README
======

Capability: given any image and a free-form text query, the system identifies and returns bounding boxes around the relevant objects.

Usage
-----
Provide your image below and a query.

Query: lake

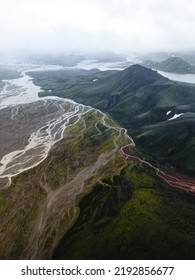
[157,70,195,84]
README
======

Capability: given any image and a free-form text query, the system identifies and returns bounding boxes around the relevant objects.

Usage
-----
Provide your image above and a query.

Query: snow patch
[166,110,171,115]
[168,113,184,120]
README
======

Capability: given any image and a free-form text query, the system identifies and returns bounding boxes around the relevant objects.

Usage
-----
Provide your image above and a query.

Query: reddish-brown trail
[121,136,195,194]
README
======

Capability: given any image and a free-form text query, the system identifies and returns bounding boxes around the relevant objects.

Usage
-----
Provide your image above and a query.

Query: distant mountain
[142,56,195,73]
[155,56,195,73]
[30,64,195,175]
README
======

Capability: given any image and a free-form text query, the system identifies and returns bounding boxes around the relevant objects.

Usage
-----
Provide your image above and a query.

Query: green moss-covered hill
[53,160,195,260]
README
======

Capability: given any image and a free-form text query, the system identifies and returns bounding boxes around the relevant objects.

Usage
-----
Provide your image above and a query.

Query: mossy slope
[53,161,195,260]
[0,110,127,259]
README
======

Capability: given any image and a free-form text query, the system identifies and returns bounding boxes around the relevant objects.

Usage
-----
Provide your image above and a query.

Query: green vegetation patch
[0,174,47,259]
[53,161,195,260]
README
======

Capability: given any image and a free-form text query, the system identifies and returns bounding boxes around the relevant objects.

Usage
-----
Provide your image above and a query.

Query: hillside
[53,161,195,260]
[29,65,195,175]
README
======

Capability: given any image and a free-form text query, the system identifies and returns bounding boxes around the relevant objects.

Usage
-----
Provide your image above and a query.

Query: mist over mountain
[1,0,195,56]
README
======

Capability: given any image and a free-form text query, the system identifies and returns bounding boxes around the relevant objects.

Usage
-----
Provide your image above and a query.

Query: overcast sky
[0,0,195,55]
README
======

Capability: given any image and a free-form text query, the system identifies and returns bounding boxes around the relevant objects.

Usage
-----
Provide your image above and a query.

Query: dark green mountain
[29,64,195,175]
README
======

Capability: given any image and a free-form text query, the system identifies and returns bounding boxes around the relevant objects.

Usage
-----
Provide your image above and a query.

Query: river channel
[0,66,92,187]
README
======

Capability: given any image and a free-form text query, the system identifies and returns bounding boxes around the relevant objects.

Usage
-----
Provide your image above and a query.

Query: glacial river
[0,61,137,188]
[0,65,92,187]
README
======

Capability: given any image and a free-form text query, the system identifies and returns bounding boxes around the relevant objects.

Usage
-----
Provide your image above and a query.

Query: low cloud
[0,0,195,55]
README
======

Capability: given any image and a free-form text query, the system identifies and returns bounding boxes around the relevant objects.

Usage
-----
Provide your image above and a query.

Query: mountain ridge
[29,64,195,175]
